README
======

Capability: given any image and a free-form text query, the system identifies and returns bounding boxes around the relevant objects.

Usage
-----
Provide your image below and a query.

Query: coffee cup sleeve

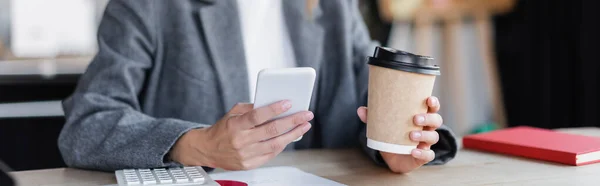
[359,125,458,167]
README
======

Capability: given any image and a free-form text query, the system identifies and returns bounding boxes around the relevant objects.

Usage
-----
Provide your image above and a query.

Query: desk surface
[11,128,600,186]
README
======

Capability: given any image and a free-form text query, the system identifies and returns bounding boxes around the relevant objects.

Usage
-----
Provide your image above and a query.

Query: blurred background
[1,0,598,171]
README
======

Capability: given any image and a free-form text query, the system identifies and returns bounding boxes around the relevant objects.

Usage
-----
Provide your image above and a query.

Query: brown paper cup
[366,47,440,154]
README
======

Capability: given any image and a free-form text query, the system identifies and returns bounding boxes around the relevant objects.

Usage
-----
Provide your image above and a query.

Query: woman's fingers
[232,123,312,170]
[357,106,368,123]
[427,96,440,113]
[247,111,313,143]
[410,130,440,145]
[251,122,312,154]
[232,100,292,129]
[413,113,443,129]
[263,122,311,151]
[411,149,435,162]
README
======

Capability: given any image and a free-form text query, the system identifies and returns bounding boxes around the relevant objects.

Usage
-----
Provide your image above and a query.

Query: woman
[58,0,457,173]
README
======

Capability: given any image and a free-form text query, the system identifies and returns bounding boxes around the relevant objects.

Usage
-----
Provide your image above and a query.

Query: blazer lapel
[198,0,249,112]
[283,0,325,70]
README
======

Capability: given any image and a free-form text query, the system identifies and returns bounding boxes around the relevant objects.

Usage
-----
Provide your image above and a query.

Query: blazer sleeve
[58,0,207,171]
[346,0,458,166]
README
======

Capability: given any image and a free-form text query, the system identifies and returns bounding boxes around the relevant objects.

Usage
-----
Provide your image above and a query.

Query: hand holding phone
[253,67,317,141]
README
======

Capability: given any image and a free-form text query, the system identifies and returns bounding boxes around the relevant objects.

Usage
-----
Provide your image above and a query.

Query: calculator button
[189,173,203,177]
[141,175,155,179]
[157,173,170,177]
[157,174,171,178]
[188,174,202,179]
[141,179,157,184]
[140,174,153,178]
[189,174,204,182]
[157,178,173,184]
[174,176,190,183]
[191,177,204,182]
[185,169,199,174]
[159,179,171,182]
[124,178,141,185]
[123,169,136,173]
[124,173,137,177]
[173,173,186,177]
[125,180,141,185]
[186,170,199,174]
[155,172,169,177]
[171,172,185,176]
[125,176,140,180]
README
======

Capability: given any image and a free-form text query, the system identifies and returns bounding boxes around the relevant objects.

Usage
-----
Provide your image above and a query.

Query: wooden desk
[11,128,600,186]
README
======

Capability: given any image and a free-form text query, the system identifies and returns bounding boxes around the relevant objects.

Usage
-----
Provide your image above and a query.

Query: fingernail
[282,101,292,110]
[303,123,312,131]
[412,150,422,157]
[429,97,437,105]
[416,115,425,124]
[411,131,422,140]
[304,112,314,120]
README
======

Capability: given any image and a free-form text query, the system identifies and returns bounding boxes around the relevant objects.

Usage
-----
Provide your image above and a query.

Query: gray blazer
[58,0,457,171]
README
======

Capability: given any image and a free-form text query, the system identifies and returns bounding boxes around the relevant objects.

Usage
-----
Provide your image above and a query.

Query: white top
[237,0,297,101]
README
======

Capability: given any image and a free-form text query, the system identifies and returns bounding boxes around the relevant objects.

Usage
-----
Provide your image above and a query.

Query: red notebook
[463,126,600,166]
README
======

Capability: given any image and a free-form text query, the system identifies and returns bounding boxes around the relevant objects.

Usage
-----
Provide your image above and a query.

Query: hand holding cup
[358,96,443,173]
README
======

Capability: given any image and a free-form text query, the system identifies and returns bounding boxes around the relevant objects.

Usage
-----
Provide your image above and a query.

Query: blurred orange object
[378,0,515,22]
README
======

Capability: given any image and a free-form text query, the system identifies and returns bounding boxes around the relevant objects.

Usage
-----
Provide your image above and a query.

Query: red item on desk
[215,180,248,186]
[463,126,600,166]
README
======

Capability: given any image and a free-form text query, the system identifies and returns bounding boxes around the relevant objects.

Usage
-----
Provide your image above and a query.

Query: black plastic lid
[367,47,440,75]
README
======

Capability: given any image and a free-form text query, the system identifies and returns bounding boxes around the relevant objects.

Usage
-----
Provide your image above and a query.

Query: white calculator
[115,166,218,186]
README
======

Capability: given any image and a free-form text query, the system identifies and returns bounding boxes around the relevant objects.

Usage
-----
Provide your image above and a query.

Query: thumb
[357,106,368,123]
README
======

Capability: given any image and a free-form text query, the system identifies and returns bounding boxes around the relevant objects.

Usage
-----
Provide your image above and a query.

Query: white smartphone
[253,67,317,142]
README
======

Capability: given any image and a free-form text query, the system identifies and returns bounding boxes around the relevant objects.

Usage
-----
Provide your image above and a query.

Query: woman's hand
[357,96,443,174]
[170,100,313,170]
